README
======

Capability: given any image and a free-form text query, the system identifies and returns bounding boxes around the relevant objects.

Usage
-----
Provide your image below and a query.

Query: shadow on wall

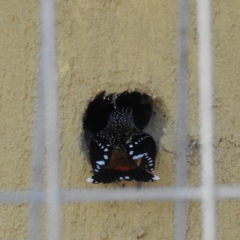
[81,91,167,163]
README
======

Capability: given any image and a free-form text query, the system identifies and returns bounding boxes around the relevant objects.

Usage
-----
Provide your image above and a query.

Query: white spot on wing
[129,144,133,148]
[125,176,130,179]
[129,151,134,155]
[104,148,108,152]
[104,155,108,160]
[133,153,145,160]
[153,175,160,180]
[86,177,94,183]
[96,160,105,165]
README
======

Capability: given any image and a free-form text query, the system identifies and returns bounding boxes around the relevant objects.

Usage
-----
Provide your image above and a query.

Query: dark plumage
[86,107,160,184]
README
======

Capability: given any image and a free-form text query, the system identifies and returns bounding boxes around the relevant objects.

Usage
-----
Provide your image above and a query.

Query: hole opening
[82,91,166,161]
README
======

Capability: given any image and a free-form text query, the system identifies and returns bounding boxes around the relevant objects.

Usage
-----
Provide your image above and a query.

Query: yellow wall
[0,0,239,239]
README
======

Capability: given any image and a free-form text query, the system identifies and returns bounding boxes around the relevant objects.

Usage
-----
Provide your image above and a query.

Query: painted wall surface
[0,0,240,239]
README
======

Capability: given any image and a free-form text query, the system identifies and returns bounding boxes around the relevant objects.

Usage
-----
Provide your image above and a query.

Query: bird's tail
[86,167,160,184]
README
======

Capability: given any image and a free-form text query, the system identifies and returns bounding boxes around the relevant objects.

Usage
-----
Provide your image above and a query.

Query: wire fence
[1,0,239,240]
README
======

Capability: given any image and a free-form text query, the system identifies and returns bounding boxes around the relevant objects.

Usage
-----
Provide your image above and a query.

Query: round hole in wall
[82,91,166,160]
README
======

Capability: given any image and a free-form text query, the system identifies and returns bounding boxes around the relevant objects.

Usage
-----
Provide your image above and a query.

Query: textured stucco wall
[0,1,38,239]
[0,0,240,239]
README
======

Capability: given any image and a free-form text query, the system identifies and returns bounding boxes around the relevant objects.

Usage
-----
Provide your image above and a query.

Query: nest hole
[82,91,166,160]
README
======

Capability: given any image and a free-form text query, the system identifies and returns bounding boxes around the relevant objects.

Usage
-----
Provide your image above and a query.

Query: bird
[86,107,160,184]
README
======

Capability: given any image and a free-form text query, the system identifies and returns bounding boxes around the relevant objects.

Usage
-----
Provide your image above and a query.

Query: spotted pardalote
[86,107,160,184]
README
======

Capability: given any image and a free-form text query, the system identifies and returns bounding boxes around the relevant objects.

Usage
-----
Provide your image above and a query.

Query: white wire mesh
[0,0,239,240]
[1,186,240,204]
[175,0,190,239]
[32,0,61,239]
[197,0,216,239]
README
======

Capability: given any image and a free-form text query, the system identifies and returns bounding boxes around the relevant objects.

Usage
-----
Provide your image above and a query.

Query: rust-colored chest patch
[107,151,141,171]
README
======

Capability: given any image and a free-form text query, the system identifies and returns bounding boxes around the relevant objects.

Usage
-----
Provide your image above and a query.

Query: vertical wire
[40,0,61,239]
[29,70,44,240]
[196,0,216,240]
[174,0,190,240]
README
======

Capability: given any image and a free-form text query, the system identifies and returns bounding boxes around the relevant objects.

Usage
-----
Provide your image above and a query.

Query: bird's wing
[90,131,113,173]
[126,131,156,172]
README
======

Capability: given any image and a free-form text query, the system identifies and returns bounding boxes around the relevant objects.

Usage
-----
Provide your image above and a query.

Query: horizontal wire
[1,186,240,204]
